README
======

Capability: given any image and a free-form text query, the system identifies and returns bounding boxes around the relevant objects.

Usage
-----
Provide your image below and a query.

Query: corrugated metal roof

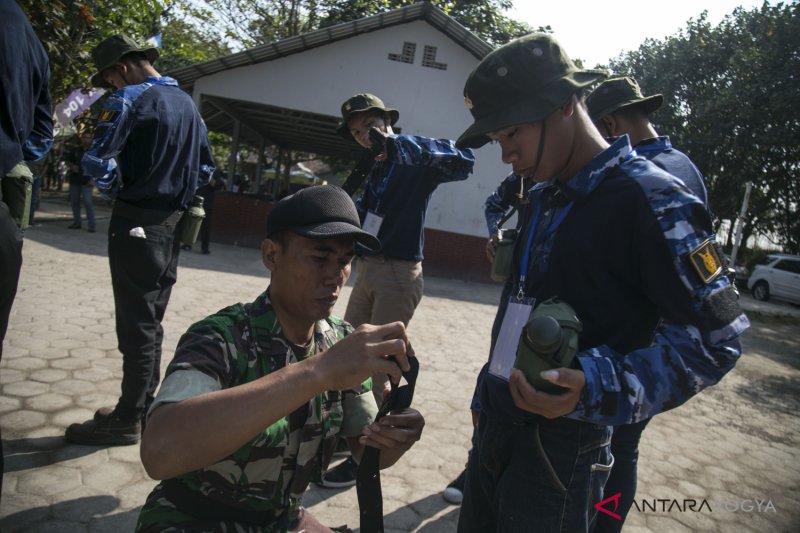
[201,94,356,158]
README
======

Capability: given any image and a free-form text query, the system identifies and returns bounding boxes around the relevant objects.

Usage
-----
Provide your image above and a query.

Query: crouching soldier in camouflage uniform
[136,185,425,532]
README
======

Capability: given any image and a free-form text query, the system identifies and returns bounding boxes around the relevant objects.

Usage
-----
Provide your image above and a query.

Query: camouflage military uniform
[135,290,376,532]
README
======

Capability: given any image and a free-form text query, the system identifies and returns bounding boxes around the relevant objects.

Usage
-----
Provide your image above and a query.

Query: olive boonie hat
[457,33,607,149]
[586,76,664,122]
[336,93,399,141]
[90,34,159,89]
[267,185,381,252]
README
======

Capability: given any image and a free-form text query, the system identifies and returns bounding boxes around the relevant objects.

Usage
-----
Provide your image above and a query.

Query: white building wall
[192,21,509,238]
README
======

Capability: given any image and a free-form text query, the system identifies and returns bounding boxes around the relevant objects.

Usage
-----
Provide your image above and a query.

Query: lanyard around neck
[517,196,574,299]
[368,162,395,215]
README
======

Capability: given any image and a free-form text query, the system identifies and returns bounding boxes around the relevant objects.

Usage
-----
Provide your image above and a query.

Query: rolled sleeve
[339,386,379,438]
[147,369,221,421]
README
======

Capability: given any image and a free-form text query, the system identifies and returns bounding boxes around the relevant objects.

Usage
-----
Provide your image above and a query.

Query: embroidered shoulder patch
[99,109,120,123]
[688,238,723,284]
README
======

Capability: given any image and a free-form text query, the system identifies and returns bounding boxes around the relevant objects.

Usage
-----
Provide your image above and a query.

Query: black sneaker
[443,469,467,504]
[65,410,141,446]
[319,456,358,488]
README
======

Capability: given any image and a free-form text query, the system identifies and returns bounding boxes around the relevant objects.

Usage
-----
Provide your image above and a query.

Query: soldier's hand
[318,322,410,391]
[290,509,335,533]
[508,367,585,419]
[360,408,424,451]
[485,234,499,264]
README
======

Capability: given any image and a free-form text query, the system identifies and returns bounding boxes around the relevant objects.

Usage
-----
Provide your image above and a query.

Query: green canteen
[491,228,517,282]
[515,297,582,394]
[178,195,205,245]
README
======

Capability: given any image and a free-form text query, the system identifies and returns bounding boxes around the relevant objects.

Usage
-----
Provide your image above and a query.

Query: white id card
[363,212,384,237]
[489,299,534,381]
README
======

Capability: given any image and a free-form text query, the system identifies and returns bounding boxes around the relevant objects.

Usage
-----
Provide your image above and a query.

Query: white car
[747,254,800,305]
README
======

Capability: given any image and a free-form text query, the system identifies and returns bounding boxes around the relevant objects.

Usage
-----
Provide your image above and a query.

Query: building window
[422,45,447,70]
[389,42,416,64]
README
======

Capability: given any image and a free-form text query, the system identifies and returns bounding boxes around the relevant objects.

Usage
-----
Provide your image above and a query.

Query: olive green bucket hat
[586,76,663,122]
[336,93,399,141]
[90,34,159,89]
[457,33,607,149]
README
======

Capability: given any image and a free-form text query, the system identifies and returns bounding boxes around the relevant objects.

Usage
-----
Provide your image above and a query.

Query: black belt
[357,356,419,533]
[162,478,292,527]
[112,200,183,226]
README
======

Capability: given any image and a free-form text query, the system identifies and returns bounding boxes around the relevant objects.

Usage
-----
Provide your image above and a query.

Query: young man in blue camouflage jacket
[454,33,748,532]
[586,75,715,532]
[322,93,474,487]
[587,76,709,209]
[65,34,216,446]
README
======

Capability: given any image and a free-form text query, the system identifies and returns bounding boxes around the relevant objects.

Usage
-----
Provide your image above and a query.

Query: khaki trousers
[344,255,423,404]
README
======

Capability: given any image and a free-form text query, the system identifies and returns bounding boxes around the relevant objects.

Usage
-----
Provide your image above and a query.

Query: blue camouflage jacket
[484,172,527,236]
[635,135,709,209]
[481,136,748,426]
[82,76,215,211]
[355,134,474,261]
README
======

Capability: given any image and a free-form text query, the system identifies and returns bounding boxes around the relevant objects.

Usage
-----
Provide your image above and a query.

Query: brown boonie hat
[336,93,399,141]
[586,77,663,122]
[457,33,607,149]
[90,34,159,89]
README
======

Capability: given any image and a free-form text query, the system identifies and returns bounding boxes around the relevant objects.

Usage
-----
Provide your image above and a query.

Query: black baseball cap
[267,185,381,251]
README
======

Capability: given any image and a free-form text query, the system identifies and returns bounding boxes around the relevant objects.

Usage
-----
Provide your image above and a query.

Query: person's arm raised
[141,322,410,480]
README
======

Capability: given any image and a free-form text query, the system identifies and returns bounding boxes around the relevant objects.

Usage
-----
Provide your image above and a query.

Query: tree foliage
[607,1,800,253]
[19,0,231,102]
[19,0,164,102]
[319,0,536,45]
[170,0,322,48]
[157,9,233,72]
[174,0,536,50]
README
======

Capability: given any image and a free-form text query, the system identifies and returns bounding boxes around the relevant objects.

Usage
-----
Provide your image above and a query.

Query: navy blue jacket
[355,134,474,261]
[82,77,215,210]
[636,136,708,209]
[0,0,53,176]
[481,136,747,426]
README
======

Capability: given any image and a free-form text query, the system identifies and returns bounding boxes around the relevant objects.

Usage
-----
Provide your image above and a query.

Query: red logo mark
[595,492,622,520]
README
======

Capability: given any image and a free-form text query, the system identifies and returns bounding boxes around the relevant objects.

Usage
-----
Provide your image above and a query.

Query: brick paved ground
[1,193,798,532]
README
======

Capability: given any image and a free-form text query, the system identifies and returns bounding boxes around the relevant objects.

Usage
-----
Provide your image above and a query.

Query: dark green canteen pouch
[177,195,205,245]
[1,162,34,230]
[491,227,518,282]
